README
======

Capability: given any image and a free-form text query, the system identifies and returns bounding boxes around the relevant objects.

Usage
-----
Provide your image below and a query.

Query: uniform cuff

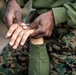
[29,43,49,59]
[52,7,68,25]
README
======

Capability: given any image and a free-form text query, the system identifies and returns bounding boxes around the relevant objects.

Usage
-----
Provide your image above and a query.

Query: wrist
[30,38,44,45]
[5,0,17,5]
[5,0,24,7]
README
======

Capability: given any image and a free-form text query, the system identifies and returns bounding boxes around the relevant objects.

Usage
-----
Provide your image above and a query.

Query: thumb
[3,14,13,29]
[29,28,42,38]
[30,17,40,29]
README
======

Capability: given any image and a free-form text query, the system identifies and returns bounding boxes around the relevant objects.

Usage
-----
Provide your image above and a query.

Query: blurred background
[0,0,32,52]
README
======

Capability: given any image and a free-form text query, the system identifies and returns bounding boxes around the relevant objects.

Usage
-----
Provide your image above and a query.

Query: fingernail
[21,42,24,45]
[7,33,10,36]
[21,23,26,26]
[13,46,17,49]
[9,42,13,46]
[23,26,27,29]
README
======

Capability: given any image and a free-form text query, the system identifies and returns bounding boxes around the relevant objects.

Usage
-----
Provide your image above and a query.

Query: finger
[4,12,14,26]
[15,11,22,24]
[20,23,26,26]
[29,28,43,38]
[6,15,13,27]
[30,22,39,29]
[13,31,24,49]
[30,17,40,29]
[35,29,53,38]
[23,24,30,29]
[19,23,30,29]
[6,24,18,38]
[9,27,22,46]
[3,15,13,29]
[20,23,29,29]
[20,32,30,46]
[20,30,34,46]
[34,31,52,38]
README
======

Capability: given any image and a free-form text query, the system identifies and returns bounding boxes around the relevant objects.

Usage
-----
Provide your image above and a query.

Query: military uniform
[0,0,76,75]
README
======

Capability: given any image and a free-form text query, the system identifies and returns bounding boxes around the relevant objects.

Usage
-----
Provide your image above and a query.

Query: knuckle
[45,33,49,37]
[41,29,46,33]
[9,28,13,32]
[18,32,23,38]
[16,29,21,33]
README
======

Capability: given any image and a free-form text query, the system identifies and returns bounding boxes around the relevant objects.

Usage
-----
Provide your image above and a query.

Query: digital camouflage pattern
[0,26,76,75]
[0,41,29,75]
[46,27,76,75]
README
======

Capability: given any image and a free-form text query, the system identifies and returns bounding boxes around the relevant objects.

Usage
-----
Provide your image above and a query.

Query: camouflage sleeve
[52,0,76,27]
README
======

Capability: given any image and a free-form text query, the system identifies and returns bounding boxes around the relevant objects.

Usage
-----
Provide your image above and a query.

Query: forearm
[5,0,28,8]
[29,37,50,75]
[52,1,76,27]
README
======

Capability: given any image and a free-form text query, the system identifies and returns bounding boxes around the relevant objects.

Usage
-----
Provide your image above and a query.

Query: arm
[52,0,76,27]
[5,0,28,8]
[29,37,50,75]
[6,24,50,75]
[29,1,76,38]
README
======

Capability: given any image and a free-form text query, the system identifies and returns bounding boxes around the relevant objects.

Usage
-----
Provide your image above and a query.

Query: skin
[6,11,55,47]
[3,0,22,28]
[29,11,55,38]
[30,38,44,45]
[5,0,55,48]
[4,0,54,37]
[6,23,44,49]
[6,23,35,49]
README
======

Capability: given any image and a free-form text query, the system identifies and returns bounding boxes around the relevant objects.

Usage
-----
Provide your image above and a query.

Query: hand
[29,11,55,38]
[6,23,35,49]
[3,0,22,28]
